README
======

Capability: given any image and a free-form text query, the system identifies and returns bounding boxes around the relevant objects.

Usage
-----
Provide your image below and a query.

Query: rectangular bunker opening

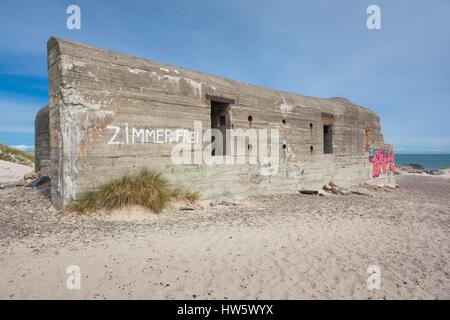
[210,99,231,156]
[323,124,333,154]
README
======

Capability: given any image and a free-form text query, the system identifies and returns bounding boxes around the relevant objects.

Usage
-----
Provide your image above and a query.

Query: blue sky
[0,0,449,153]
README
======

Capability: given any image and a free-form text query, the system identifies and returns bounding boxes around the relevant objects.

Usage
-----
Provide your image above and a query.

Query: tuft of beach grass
[67,169,199,214]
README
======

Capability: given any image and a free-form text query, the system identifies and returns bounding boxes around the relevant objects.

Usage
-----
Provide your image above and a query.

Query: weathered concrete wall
[46,37,392,210]
[34,106,50,172]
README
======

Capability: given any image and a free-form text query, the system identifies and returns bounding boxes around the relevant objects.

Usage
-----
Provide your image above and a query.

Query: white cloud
[11,145,34,151]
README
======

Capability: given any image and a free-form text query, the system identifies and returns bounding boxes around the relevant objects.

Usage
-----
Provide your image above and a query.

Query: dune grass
[0,143,35,167]
[67,169,199,214]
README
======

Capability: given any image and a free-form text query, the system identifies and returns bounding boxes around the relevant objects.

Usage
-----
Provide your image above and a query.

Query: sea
[395,154,450,169]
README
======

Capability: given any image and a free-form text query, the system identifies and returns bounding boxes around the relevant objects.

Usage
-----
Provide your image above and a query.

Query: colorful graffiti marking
[369,147,397,178]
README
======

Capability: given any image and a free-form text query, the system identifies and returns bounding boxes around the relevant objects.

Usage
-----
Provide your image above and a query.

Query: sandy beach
[0,160,33,184]
[0,174,449,299]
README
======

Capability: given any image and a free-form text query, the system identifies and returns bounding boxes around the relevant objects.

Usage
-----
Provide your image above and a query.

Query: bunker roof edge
[47,36,378,117]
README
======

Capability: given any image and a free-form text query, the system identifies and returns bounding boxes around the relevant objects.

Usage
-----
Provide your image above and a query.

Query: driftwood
[180,207,195,211]
[299,190,319,195]
[349,190,371,196]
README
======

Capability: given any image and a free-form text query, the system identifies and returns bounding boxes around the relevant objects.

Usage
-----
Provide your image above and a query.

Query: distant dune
[0,144,35,167]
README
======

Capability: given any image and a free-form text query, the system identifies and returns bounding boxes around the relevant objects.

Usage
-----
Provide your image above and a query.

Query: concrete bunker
[36,37,395,210]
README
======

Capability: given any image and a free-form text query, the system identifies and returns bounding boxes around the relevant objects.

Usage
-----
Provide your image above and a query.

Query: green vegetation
[68,169,199,214]
[0,143,35,167]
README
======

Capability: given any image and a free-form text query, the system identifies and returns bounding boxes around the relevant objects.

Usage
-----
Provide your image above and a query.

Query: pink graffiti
[369,148,397,178]
[388,150,397,173]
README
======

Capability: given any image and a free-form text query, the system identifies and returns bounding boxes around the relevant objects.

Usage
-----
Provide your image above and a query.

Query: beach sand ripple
[0,175,449,299]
